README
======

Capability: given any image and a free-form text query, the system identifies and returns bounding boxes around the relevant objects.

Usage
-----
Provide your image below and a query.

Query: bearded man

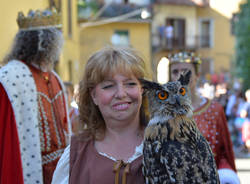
[0,9,71,184]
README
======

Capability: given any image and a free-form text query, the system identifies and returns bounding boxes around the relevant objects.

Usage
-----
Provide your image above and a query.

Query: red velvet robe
[0,64,69,184]
[193,98,236,172]
[0,84,24,184]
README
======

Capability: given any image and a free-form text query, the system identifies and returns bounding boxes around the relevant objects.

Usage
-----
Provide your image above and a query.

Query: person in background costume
[52,46,149,184]
[64,81,79,134]
[169,52,240,184]
[241,89,250,152]
[165,22,174,49]
[0,9,71,184]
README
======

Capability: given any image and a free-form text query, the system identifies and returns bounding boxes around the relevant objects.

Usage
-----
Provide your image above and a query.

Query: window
[199,19,213,48]
[111,30,129,46]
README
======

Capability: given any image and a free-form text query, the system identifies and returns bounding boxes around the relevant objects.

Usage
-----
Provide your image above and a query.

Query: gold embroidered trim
[193,99,211,116]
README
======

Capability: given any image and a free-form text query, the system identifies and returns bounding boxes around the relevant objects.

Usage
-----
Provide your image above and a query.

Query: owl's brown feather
[140,72,219,184]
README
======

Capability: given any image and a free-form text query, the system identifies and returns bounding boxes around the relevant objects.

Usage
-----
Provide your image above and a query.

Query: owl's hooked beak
[175,96,180,106]
[169,95,180,106]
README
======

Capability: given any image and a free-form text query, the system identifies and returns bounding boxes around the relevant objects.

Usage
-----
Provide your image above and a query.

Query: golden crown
[168,52,202,65]
[17,8,61,30]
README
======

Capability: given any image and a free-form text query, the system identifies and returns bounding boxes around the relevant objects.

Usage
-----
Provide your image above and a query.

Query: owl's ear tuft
[178,70,191,85]
[139,78,162,91]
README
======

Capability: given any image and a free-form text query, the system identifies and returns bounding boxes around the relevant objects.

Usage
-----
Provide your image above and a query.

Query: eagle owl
[140,71,219,184]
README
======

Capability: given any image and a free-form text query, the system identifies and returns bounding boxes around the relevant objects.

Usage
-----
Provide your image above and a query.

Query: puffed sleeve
[218,168,240,184]
[51,145,70,184]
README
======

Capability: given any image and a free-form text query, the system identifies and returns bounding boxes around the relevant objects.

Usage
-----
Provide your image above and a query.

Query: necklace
[42,73,50,84]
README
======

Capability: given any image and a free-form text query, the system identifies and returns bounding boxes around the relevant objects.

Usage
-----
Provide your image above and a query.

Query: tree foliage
[77,0,100,19]
[235,0,250,91]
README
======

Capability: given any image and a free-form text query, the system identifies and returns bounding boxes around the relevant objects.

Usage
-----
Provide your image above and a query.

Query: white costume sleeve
[218,168,240,184]
[51,145,70,184]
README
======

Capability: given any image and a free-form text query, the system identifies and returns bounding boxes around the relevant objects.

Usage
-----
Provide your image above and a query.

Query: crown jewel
[168,52,202,65]
[17,8,61,30]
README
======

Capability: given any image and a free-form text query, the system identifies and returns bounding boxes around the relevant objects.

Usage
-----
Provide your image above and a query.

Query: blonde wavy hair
[77,46,148,140]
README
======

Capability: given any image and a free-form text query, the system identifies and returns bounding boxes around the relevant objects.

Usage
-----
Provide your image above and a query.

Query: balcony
[152,33,212,52]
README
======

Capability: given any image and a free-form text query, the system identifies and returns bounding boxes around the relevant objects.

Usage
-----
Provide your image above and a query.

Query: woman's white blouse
[51,143,143,184]
[51,145,70,184]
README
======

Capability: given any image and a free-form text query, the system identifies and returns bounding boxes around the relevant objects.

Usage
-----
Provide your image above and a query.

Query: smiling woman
[78,46,147,140]
[52,46,149,184]
[91,74,143,124]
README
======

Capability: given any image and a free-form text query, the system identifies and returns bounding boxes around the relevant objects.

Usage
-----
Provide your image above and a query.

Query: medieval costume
[0,9,71,184]
[0,60,71,184]
[52,135,144,184]
[194,97,236,171]
[194,97,239,184]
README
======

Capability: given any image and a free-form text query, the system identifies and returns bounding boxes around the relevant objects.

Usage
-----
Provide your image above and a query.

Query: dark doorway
[166,18,185,49]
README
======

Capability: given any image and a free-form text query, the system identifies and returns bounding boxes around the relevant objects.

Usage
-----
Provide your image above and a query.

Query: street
[236,158,250,184]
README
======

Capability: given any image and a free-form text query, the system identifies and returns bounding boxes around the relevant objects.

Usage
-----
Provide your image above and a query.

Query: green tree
[78,0,100,19]
[235,0,250,91]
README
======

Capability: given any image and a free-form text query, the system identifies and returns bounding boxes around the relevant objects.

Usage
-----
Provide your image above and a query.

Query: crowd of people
[225,88,250,154]
[1,7,250,184]
[199,78,250,157]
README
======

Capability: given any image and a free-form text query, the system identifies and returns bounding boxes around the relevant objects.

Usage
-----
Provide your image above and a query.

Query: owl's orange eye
[157,91,168,100]
[179,87,186,96]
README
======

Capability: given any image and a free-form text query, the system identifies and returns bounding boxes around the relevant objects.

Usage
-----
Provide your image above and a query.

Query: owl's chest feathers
[144,115,198,143]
